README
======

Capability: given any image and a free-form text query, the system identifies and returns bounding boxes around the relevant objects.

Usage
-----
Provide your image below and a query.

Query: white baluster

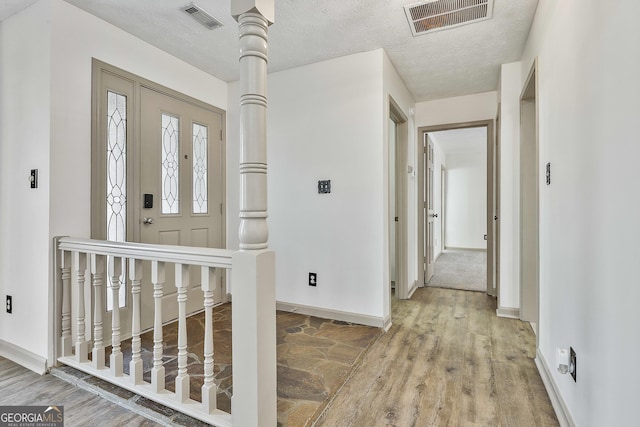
[201,266,218,413]
[129,258,143,385]
[60,250,72,357]
[109,256,123,377]
[175,263,190,403]
[90,254,106,369]
[73,251,88,363]
[151,260,165,393]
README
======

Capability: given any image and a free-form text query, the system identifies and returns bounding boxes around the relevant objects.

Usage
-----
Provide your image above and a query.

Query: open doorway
[418,120,497,296]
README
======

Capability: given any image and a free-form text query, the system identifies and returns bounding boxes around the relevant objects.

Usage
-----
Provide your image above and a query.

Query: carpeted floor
[427,249,487,292]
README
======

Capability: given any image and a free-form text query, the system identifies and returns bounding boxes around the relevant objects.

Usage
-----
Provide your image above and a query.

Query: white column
[231,2,276,425]
[233,1,273,251]
[231,251,276,426]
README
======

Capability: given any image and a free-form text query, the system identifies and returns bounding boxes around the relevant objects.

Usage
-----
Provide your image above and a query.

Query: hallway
[316,287,558,426]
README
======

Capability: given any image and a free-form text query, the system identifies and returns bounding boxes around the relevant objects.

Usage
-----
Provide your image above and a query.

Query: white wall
[49,0,227,241]
[498,62,521,310]
[443,150,487,249]
[415,92,496,278]
[383,50,416,307]
[0,0,52,360]
[228,49,414,325]
[415,91,497,127]
[513,0,640,424]
[229,50,386,323]
[0,0,228,366]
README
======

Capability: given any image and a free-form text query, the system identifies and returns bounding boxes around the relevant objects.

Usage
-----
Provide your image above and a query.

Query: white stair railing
[55,236,233,427]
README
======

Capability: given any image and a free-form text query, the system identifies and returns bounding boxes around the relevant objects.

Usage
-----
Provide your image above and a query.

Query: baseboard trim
[535,348,575,427]
[0,339,47,375]
[382,315,392,332]
[496,306,520,319]
[443,246,487,252]
[276,301,385,328]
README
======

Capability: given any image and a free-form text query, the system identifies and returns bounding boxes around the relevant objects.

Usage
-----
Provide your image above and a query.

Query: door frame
[90,60,228,335]
[495,104,502,304]
[519,58,540,329]
[417,120,496,296]
[389,97,410,299]
[440,165,446,253]
[91,59,226,246]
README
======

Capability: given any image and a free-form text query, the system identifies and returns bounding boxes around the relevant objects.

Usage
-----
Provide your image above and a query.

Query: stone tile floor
[64,304,381,426]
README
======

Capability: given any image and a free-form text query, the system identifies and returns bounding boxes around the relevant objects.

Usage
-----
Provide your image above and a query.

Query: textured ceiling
[1,0,539,102]
[430,127,487,154]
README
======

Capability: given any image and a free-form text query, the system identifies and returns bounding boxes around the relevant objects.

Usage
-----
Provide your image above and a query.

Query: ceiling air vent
[182,2,223,30]
[404,0,494,36]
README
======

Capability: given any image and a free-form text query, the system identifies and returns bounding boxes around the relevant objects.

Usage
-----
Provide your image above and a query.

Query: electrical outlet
[570,347,577,382]
[6,295,12,314]
[309,273,317,287]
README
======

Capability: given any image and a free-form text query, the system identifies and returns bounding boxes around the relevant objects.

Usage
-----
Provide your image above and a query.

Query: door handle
[143,217,154,225]
[433,213,438,218]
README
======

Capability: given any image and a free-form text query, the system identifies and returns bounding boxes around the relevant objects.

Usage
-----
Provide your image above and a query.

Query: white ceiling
[429,127,486,154]
[0,0,539,102]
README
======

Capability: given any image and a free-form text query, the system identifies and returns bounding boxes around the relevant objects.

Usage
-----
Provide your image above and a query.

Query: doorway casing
[417,120,498,297]
[389,97,411,300]
[519,58,540,331]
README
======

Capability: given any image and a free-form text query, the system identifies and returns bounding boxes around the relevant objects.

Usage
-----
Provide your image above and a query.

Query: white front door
[139,87,225,330]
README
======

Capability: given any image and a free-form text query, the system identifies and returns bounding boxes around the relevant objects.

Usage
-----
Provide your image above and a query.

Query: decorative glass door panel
[192,123,208,214]
[106,90,127,310]
[139,87,223,330]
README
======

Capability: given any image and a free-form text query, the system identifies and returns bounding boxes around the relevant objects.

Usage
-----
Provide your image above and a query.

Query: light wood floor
[315,287,559,426]
[1,287,558,427]
[0,357,156,426]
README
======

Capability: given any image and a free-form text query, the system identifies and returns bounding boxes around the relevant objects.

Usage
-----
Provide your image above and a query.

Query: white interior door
[139,87,224,329]
[424,135,435,283]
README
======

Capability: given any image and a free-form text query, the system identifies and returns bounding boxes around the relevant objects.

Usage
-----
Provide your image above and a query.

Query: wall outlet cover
[309,273,317,286]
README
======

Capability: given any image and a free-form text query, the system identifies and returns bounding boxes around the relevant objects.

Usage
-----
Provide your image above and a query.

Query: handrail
[57,237,233,268]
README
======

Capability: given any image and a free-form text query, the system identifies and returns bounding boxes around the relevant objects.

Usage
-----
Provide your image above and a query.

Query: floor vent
[182,2,223,30]
[404,0,494,36]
